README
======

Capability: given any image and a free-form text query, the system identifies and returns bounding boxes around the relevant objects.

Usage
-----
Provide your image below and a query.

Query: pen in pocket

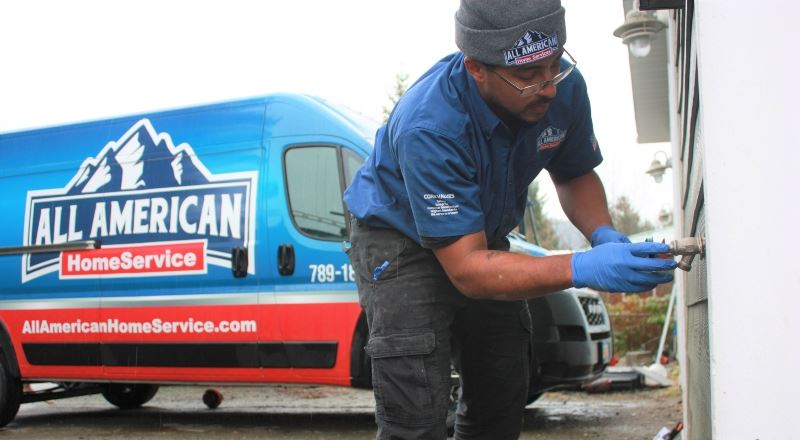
[372,260,390,281]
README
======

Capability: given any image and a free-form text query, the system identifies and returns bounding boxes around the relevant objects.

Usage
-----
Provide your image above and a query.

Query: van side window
[284,146,348,240]
[342,148,364,188]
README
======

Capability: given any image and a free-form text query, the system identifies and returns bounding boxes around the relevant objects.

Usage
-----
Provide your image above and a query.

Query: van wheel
[350,317,372,389]
[102,384,159,409]
[0,360,22,427]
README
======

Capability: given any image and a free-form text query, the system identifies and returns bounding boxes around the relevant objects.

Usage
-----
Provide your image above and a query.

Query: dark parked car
[508,232,613,403]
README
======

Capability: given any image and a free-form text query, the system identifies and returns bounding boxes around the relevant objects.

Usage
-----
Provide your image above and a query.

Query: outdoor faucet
[667,236,705,271]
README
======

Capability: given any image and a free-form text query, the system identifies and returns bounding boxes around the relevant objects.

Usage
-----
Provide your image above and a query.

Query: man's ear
[464,57,489,84]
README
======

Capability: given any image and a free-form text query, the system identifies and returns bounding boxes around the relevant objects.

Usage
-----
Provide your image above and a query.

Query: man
[343,0,677,438]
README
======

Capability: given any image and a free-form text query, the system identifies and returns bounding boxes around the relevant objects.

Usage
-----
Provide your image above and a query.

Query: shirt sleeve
[545,71,603,179]
[394,127,485,240]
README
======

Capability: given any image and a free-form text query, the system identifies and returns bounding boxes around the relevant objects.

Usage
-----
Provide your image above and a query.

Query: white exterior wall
[693,2,800,438]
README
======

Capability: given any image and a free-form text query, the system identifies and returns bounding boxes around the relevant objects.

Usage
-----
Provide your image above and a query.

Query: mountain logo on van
[22,119,258,283]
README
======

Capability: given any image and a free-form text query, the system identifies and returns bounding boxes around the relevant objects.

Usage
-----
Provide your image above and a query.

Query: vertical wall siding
[672,0,711,438]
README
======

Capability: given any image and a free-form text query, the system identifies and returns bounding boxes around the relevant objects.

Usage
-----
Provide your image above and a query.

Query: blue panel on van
[0,94,376,301]
[0,100,269,298]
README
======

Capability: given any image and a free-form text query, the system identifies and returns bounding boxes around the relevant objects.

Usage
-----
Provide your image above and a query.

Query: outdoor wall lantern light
[646,150,672,183]
[613,0,666,58]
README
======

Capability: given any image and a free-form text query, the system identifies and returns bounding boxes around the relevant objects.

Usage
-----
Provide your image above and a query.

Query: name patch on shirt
[424,193,459,217]
[537,126,567,151]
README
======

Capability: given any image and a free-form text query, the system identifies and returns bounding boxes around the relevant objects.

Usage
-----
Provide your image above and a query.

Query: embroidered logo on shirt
[504,30,559,66]
[424,193,459,217]
[537,126,567,151]
[590,133,599,151]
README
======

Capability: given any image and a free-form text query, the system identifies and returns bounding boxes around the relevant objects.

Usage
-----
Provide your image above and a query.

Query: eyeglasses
[490,49,577,97]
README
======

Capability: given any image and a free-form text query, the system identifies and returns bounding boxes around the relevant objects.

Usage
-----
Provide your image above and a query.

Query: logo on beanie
[505,31,559,66]
[537,126,566,151]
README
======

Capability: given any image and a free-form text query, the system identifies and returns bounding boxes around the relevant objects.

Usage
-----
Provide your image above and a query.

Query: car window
[342,148,364,189]
[284,146,347,240]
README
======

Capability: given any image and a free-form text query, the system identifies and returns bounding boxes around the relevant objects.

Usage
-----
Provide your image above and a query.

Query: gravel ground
[6,373,682,439]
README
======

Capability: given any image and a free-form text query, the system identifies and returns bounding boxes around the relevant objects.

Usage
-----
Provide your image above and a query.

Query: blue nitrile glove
[572,242,678,293]
[591,225,631,247]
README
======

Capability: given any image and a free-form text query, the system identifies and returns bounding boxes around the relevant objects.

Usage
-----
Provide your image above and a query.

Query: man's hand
[591,225,630,247]
[572,242,677,293]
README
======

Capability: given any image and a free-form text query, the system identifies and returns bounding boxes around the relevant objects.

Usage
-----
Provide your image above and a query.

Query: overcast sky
[0,0,673,225]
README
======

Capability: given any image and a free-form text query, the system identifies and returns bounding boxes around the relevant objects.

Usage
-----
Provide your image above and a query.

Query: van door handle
[277,243,295,276]
[231,247,248,278]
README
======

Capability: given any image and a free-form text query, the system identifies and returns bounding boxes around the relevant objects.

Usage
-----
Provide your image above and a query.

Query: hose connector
[668,236,705,271]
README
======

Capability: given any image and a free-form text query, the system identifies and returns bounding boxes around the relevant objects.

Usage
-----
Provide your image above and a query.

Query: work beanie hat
[455,0,566,66]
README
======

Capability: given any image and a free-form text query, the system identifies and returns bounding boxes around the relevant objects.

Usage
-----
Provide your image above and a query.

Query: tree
[521,181,560,249]
[609,195,655,236]
[382,72,409,122]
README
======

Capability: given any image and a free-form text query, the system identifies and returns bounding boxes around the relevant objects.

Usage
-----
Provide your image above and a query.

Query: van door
[264,139,364,384]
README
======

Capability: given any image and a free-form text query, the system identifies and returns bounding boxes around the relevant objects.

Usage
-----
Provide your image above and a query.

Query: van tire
[350,316,372,389]
[102,384,159,409]
[0,359,22,427]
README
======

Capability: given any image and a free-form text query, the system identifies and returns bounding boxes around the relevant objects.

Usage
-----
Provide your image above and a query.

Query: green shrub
[605,294,672,357]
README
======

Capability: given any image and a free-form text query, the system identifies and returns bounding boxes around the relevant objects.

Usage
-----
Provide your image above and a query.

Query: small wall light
[613,0,666,58]
[646,150,672,183]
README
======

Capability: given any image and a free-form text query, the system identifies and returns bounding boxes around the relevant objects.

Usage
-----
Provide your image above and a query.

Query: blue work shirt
[344,52,602,247]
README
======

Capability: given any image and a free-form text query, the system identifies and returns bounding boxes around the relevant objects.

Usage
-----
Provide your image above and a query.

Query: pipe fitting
[668,236,705,271]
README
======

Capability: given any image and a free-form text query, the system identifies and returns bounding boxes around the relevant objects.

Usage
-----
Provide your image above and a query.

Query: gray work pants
[348,219,531,440]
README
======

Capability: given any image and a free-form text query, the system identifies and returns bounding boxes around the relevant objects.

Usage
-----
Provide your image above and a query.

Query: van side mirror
[231,247,248,278]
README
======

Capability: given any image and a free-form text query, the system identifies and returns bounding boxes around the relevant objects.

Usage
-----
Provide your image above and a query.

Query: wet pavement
[4,383,682,439]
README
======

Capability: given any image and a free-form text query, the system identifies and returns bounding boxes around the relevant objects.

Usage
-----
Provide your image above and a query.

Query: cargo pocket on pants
[365,332,437,424]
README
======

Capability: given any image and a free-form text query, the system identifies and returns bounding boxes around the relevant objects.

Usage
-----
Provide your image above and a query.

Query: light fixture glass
[613,2,666,58]
[628,36,652,57]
